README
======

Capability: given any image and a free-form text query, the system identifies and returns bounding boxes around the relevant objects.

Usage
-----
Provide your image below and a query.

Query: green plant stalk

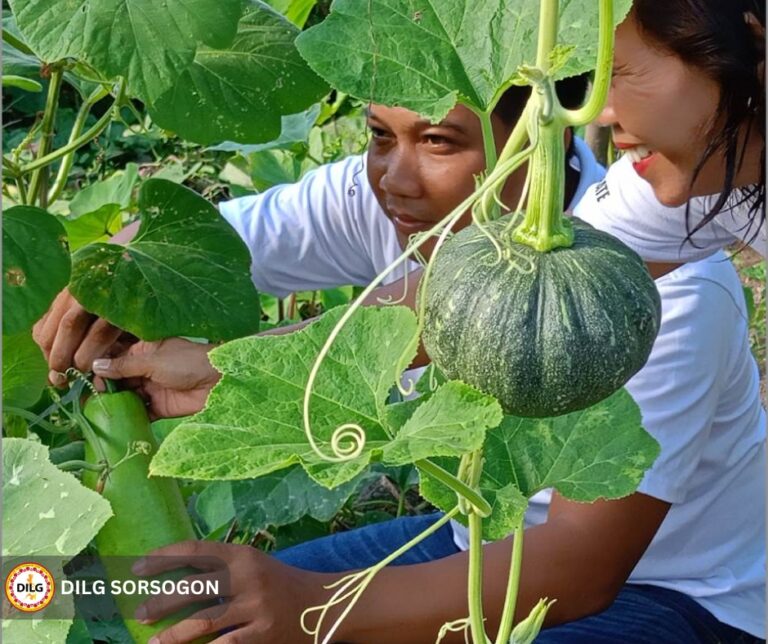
[56,459,106,472]
[417,458,491,517]
[510,0,574,252]
[494,518,526,644]
[566,0,614,127]
[3,406,70,434]
[477,109,500,221]
[21,79,126,177]
[27,67,64,207]
[48,85,110,203]
[468,510,489,644]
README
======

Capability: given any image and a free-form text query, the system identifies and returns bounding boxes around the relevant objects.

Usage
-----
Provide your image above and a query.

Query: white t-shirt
[574,155,766,261]
[220,143,765,636]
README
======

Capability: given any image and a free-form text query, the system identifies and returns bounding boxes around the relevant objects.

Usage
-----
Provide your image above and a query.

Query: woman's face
[598,14,726,206]
[366,104,526,257]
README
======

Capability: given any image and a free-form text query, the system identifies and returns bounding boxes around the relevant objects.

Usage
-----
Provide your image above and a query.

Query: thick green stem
[536,0,560,71]
[512,113,572,251]
[566,0,614,126]
[48,86,110,203]
[468,509,489,643]
[21,79,125,177]
[511,0,574,252]
[27,67,64,207]
[56,459,106,473]
[417,458,491,517]
[494,518,526,644]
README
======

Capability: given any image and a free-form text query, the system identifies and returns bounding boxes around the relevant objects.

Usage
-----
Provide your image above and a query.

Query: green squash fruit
[83,391,211,643]
[421,217,661,418]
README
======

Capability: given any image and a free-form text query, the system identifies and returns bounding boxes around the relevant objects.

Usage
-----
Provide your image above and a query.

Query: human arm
[133,491,669,643]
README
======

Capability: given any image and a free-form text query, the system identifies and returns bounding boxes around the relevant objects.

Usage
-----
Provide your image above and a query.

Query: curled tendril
[436,618,473,644]
[395,374,416,398]
[376,260,411,305]
[64,367,98,396]
[427,363,439,392]
[329,423,366,460]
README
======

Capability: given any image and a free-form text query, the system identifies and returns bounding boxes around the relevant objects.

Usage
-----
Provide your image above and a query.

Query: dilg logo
[5,562,55,612]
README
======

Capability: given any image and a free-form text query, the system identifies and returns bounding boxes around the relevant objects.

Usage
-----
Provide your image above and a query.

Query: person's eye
[423,134,453,147]
[368,125,390,139]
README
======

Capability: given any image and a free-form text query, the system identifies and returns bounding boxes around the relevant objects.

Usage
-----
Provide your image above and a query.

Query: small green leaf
[151,306,419,487]
[58,204,123,252]
[3,206,70,336]
[264,0,318,27]
[69,179,261,341]
[150,4,328,145]
[68,164,139,217]
[382,381,502,465]
[2,332,47,409]
[9,0,243,103]
[231,465,365,532]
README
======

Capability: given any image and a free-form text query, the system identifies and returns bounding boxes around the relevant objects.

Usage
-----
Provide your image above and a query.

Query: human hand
[33,288,129,386]
[91,339,221,418]
[133,540,328,644]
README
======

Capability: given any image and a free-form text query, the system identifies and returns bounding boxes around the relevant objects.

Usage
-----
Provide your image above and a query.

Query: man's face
[366,104,526,258]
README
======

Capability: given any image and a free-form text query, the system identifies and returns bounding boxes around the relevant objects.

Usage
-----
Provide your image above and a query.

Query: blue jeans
[275,513,763,644]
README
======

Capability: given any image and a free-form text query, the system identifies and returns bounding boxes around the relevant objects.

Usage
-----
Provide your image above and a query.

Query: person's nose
[379,147,423,199]
[595,88,618,128]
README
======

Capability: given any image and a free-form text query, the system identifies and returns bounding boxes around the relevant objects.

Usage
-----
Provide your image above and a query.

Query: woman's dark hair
[633,0,765,246]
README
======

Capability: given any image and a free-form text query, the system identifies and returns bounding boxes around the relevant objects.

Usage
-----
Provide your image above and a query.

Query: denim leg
[273,512,459,573]
[535,584,764,644]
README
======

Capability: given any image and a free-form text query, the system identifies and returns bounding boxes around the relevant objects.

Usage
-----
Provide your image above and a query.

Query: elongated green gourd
[421,218,661,418]
[82,391,210,643]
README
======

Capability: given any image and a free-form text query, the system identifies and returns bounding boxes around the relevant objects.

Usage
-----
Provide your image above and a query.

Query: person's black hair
[493,72,590,127]
[633,0,765,246]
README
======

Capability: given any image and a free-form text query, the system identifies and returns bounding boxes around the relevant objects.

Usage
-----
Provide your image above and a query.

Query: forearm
[331,516,615,644]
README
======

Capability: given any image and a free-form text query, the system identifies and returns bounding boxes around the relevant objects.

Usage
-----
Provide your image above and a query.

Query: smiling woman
[575,0,766,263]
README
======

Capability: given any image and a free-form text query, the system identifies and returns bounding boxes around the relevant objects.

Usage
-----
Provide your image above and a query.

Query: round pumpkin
[421,217,661,418]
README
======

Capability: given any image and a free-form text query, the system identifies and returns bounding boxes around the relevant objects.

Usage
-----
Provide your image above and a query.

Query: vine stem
[566,0,614,126]
[493,518,525,644]
[20,78,126,177]
[465,448,490,644]
[27,66,64,207]
[417,458,491,517]
[536,0,560,71]
[47,85,111,203]
[302,507,461,644]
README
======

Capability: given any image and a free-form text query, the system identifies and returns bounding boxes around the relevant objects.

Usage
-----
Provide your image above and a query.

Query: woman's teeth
[625,145,654,163]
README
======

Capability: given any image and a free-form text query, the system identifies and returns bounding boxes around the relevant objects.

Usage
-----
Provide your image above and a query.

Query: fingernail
[148,637,160,644]
[49,370,64,386]
[131,558,147,574]
[92,358,111,373]
[135,606,147,622]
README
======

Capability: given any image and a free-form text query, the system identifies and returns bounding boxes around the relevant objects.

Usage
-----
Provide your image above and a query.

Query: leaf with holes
[3,206,70,336]
[69,179,261,341]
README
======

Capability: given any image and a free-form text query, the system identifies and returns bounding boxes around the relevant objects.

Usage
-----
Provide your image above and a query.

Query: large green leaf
[69,179,261,341]
[150,3,329,145]
[8,0,243,103]
[2,438,113,556]
[420,389,660,539]
[3,206,70,336]
[296,0,632,120]
[2,439,112,641]
[151,306,499,489]
[2,332,48,409]
[150,306,419,487]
